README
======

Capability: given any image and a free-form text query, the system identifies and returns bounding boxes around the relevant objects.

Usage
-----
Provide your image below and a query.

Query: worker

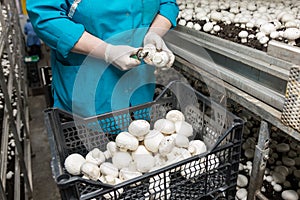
[26,1,179,117]
[24,18,42,58]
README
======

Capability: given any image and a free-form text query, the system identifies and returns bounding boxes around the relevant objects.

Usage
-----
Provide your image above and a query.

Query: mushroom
[152,51,170,68]
[85,148,105,166]
[144,129,164,153]
[119,168,143,182]
[128,119,150,141]
[188,140,207,156]
[172,133,189,148]
[103,141,118,159]
[174,121,193,137]
[154,119,175,135]
[132,145,155,173]
[165,110,185,122]
[281,190,299,200]
[64,153,86,175]
[100,162,119,178]
[260,23,276,35]
[80,162,101,181]
[112,151,133,169]
[283,28,300,45]
[238,31,249,43]
[158,136,175,156]
[102,176,124,199]
[115,131,139,151]
[203,22,214,32]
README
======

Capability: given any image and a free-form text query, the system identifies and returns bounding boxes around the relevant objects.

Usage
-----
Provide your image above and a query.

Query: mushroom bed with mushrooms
[176,0,300,51]
[63,109,219,198]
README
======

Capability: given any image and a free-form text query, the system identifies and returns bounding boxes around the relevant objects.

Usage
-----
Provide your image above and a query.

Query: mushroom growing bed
[176,0,300,51]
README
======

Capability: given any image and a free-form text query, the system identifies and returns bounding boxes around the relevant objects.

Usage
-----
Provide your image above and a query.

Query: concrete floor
[28,45,61,199]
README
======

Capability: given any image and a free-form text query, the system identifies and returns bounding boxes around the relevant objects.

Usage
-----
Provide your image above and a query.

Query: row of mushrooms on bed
[64,109,219,199]
[177,0,300,47]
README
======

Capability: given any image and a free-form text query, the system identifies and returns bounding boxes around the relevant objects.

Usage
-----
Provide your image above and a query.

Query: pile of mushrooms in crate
[177,0,300,51]
[64,110,218,198]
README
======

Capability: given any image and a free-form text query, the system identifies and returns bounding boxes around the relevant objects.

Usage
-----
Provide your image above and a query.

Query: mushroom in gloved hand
[64,153,86,175]
[85,148,105,166]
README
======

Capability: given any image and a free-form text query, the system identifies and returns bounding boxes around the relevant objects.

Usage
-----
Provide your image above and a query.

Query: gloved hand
[143,31,175,68]
[104,44,141,70]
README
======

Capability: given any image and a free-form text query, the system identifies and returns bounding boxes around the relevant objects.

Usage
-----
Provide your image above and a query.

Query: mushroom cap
[144,130,165,153]
[175,121,193,137]
[85,148,105,166]
[283,28,300,40]
[128,120,150,137]
[158,136,175,156]
[135,154,155,173]
[238,30,249,38]
[119,168,142,181]
[173,134,189,148]
[166,110,185,122]
[132,145,152,161]
[260,23,276,35]
[112,151,133,170]
[154,119,176,134]
[152,51,169,68]
[188,140,207,155]
[100,162,119,178]
[115,131,139,151]
[80,162,101,181]
[64,153,86,175]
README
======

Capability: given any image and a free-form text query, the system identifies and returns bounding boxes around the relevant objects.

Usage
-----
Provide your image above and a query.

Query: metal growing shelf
[164,25,300,199]
[0,1,32,200]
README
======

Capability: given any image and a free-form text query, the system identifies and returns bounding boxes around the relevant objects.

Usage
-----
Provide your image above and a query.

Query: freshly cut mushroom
[100,162,119,178]
[128,119,150,141]
[188,140,207,156]
[115,131,139,152]
[104,141,118,159]
[64,153,86,175]
[144,130,164,153]
[112,151,133,170]
[80,162,101,181]
[165,110,185,122]
[85,148,105,166]
[154,119,176,135]
[175,121,193,137]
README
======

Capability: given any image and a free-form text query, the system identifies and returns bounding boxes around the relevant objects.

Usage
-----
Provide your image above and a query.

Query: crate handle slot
[56,174,113,189]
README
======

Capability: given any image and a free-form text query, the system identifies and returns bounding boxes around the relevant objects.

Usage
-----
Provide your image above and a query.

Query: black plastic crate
[44,81,244,200]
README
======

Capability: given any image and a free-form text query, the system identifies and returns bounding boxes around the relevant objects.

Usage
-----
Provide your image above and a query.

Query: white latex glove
[104,44,141,71]
[143,31,175,68]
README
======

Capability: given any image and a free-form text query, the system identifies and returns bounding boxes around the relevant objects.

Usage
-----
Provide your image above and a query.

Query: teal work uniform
[26,0,179,117]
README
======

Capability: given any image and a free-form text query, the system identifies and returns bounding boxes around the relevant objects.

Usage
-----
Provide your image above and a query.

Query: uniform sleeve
[26,0,85,58]
[159,0,179,28]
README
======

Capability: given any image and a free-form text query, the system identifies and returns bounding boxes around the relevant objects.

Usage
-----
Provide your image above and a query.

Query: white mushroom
[132,145,155,173]
[115,131,139,151]
[172,133,189,148]
[102,177,124,199]
[158,136,175,156]
[188,140,207,156]
[154,119,175,135]
[260,23,276,35]
[165,110,185,122]
[80,162,101,181]
[144,129,164,153]
[100,162,119,178]
[152,51,170,68]
[119,168,143,182]
[103,141,118,159]
[283,28,300,45]
[281,190,299,200]
[238,31,249,43]
[174,121,193,137]
[128,119,150,141]
[203,22,214,32]
[85,148,105,166]
[112,151,133,170]
[64,153,86,175]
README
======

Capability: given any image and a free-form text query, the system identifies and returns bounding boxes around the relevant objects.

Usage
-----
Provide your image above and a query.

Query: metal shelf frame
[0,1,32,199]
[165,26,299,200]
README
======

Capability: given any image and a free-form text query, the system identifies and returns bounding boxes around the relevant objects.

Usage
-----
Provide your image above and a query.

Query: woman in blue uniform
[26,0,179,117]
